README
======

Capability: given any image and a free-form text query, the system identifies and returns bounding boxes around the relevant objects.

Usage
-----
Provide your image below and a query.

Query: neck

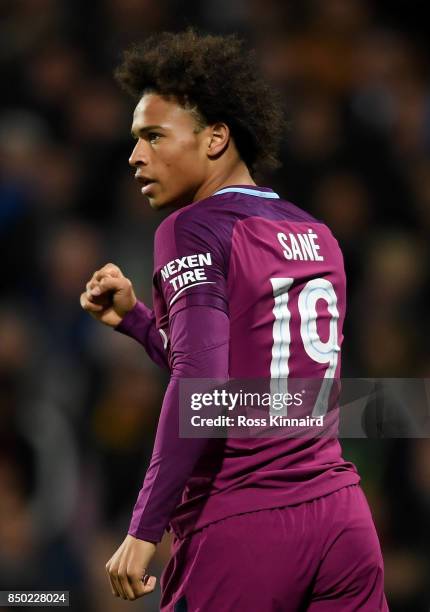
[192,161,256,203]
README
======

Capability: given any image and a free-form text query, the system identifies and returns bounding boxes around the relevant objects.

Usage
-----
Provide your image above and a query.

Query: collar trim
[213,186,280,199]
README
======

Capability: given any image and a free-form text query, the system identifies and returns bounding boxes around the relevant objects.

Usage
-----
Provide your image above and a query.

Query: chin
[148,195,171,210]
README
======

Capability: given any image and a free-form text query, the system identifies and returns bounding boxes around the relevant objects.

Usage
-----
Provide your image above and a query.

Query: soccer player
[80,30,388,611]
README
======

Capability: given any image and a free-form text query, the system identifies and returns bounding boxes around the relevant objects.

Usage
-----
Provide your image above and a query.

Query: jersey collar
[213,185,280,199]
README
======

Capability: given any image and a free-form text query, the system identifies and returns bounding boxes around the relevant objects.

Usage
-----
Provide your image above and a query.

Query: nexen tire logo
[160,253,216,305]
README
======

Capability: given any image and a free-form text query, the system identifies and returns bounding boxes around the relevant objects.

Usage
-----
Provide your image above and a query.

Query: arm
[128,303,229,542]
[104,303,228,600]
[104,210,230,599]
[115,300,169,370]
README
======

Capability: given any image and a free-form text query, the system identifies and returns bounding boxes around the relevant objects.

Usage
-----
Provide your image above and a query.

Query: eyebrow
[130,124,165,138]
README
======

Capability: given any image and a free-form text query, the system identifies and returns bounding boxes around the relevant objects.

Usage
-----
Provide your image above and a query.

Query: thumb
[97,275,132,294]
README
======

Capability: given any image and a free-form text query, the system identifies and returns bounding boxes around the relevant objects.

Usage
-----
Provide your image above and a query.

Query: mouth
[135,175,157,196]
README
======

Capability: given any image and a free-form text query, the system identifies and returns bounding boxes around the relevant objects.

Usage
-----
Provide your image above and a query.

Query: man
[80,30,388,611]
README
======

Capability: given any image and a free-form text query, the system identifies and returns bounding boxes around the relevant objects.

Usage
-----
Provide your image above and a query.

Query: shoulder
[155,194,238,255]
[154,187,329,254]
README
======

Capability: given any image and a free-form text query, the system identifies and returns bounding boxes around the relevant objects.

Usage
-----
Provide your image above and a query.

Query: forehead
[131,93,196,131]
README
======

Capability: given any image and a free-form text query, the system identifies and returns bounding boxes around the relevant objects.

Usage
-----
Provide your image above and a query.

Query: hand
[80,263,137,327]
[105,534,157,600]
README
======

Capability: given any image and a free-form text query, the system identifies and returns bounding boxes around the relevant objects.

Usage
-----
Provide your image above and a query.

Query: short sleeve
[157,213,229,319]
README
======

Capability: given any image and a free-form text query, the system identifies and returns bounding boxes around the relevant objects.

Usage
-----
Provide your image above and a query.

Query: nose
[128,139,148,168]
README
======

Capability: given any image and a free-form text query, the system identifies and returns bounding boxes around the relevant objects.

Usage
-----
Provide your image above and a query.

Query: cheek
[164,143,203,179]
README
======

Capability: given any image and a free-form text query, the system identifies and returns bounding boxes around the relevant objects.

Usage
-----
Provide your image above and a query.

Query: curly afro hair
[115,29,286,175]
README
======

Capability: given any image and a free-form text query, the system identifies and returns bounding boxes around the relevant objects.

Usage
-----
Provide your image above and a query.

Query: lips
[135,174,154,184]
[135,174,156,196]
[140,182,156,196]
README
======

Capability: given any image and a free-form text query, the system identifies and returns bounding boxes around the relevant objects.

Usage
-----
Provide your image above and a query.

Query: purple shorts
[160,484,389,611]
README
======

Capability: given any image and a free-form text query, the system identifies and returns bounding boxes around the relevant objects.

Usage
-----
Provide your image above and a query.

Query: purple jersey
[118,184,359,541]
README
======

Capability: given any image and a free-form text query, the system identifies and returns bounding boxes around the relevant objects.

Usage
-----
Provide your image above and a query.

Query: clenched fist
[80,263,137,327]
[105,535,157,601]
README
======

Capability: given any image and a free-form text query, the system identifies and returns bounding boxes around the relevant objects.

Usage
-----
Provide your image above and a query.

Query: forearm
[115,300,169,370]
[128,306,229,542]
[128,375,209,542]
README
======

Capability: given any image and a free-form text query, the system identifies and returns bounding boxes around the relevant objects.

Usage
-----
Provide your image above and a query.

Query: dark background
[1,1,429,610]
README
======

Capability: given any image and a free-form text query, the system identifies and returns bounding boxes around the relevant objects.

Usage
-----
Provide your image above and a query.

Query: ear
[207,122,230,159]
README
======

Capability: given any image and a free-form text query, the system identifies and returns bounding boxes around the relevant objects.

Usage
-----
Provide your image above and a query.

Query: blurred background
[0,0,429,610]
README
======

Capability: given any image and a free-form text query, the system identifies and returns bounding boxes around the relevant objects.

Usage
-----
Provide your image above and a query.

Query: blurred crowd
[0,1,429,610]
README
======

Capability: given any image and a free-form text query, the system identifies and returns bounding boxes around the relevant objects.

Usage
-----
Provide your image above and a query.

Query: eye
[148,132,161,144]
